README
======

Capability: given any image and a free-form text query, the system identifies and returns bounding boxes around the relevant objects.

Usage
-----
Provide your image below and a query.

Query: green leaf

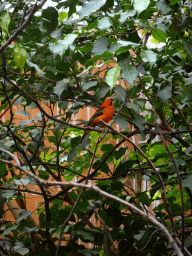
[111,180,123,191]
[15,210,31,224]
[99,210,115,228]
[0,12,10,34]
[26,60,45,76]
[183,88,192,100]
[15,110,30,117]
[134,114,146,131]
[182,173,192,193]
[92,37,108,55]
[49,34,78,58]
[101,144,114,153]
[120,9,136,23]
[119,62,139,86]
[113,160,134,176]
[169,0,181,6]
[185,236,192,248]
[184,146,192,156]
[183,39,192,58]
[158,86,172,103]
[113,148,127,160]
[127,102,139,113]
[1,190,15,198]
[152,28,167,43]
[2,225,18,236]
[14,46,27,73]
[76,230,94,242]
[150,37,160,44]
[59,11,68,21]
[105,66,120,89]
[117,39,140,48]
[82,249,99,255]
[156,0,171,14]
[96,86,110,98]
[79,0,106,20]
[114,85,126,102]
[133,0,150,14]
[14,177,32,186]
[42,7,58,31]
[140,50,157,64]
[115,116,129,130]
[14,247,29,256]
[67,145,80,163]
[50,28,62,39]
[134,230,145,240]
[82,190,100,200]
[82,81,97,91]
[98,17,112,30]
[138,192,151,207]
[54,79,69,98]
[0,162,6,178]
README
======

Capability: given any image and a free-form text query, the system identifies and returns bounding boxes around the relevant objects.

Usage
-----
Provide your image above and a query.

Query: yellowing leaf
[14,46,27,73]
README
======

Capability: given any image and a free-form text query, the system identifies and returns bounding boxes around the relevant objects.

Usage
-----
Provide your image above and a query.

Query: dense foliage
[0,0,192,255]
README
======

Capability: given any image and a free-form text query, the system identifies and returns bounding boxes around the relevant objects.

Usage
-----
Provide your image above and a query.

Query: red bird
[80,98,114,143]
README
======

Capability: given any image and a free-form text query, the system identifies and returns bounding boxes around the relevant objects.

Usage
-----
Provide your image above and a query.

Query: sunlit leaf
[106,66,120,89]
[79,0,106,19]
[0,12,10,34]
[98,17,112,30]
[49,34,78,57]
[120,9,136,23]
[140,50,157,64]
[133,0,150,14]
[152,28,167,43]
[59,11,68,21]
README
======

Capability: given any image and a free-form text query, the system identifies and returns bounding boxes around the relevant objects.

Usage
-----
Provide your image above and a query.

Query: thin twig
[18,4,28,27]
[55,189,84,256]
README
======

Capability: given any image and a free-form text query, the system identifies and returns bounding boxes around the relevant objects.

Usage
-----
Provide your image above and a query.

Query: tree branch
[0,0,47,53]
[0,147,183,256]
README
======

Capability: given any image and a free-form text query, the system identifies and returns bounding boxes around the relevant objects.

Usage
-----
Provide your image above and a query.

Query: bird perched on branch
[80,97,114,145]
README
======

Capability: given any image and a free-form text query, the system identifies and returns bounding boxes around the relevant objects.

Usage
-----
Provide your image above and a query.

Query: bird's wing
[87,110,104,126]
